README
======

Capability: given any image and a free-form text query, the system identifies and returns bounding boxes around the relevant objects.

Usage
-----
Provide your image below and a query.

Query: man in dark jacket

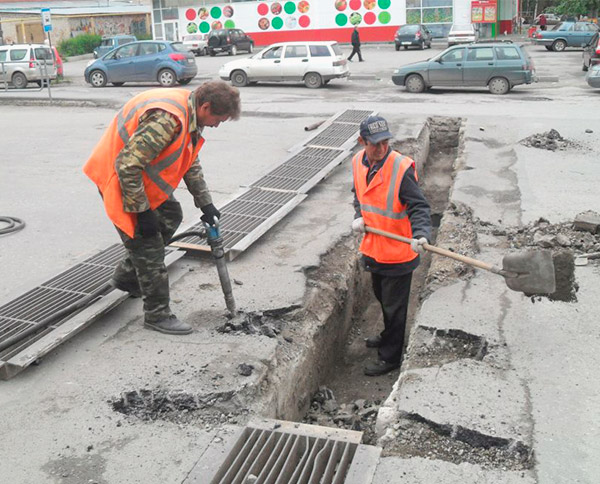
[352,116,431,376]
[348,26,364,62]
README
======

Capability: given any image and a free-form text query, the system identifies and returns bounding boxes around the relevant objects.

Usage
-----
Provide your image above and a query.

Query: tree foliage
[554,0,600,16]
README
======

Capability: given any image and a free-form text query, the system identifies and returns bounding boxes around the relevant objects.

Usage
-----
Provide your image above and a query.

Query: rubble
[216,306,300,337]
[302,386,381,445]
[520,129,580,151]
[574,210,600,234]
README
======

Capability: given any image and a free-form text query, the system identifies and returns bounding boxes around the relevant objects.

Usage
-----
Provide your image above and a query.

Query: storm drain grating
[251,146,345,192]
[332,110,374,124]
[171,188,301,251]
[185,419,377,484]
[307,123,361,148]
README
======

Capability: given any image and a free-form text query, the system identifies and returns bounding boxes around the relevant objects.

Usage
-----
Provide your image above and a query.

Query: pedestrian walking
[348,25,364,62]
[352,116,431,376]
[538,13,547,31]
[84,81,241,335]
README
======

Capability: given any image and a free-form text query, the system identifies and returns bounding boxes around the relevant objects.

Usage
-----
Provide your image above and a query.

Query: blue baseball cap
[359,116,393,144]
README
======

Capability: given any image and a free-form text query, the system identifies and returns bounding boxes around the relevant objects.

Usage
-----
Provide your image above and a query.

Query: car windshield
[553,22,571,31]
[399,25,419,34]
[171,42,188,53]
[331,43,342,56]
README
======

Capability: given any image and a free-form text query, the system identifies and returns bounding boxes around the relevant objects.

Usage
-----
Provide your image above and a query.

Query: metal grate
[185,420,368,484]
[307,123,361,148]
[0,244,174,364]
[251,147,344,192]
[172,188,298,249]
[333,110,373,124]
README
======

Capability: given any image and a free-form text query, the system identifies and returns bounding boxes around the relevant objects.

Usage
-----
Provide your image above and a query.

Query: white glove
[411,237,428,255]
[352,217,365,233]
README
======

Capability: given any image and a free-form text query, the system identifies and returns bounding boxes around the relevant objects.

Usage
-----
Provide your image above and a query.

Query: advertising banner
[471,0,496,23]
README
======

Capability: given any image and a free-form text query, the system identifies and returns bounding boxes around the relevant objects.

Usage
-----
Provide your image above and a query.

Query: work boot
[364,335,382,348]
[363,359,400,377]
[144,315,193,335]
[110,277,142,298]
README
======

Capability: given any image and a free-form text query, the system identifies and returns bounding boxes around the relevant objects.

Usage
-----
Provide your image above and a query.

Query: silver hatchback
[0,44,57,89]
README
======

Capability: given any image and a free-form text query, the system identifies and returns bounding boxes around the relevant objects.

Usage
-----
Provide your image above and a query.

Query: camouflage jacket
[115,92,212,213]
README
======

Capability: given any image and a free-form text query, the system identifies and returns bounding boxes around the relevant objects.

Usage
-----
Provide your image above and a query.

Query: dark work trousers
[348,45,363,61]
[113,198,183,323]
[371,271,413,364]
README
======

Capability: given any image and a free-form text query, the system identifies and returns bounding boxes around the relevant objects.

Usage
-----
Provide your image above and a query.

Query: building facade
[151,0,518,45]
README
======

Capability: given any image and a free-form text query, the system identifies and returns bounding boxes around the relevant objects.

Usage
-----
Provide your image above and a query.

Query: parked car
[582,32,600,71]
[84,40,197,88]
[208,28,253,56]
[182,34,209,56]
[395,24,432,51]
[392,42,535,95]
[0,43,57,88]
[533,21,599,51]
[93,34,137,59]
[218,41,349,88]
[585,64,600,88]
[447,24,478,46]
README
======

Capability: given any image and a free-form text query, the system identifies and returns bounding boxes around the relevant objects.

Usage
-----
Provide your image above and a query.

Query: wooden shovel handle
[365,226,498,274]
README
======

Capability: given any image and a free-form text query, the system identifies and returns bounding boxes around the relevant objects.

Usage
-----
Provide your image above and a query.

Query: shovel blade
[502,250,556,295]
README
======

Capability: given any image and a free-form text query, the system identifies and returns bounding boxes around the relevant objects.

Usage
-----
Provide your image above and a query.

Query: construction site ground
[1,43,599,483]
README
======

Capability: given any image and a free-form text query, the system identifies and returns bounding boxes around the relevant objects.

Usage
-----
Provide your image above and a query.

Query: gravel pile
[302,386,380,445]
[520,129,579,151]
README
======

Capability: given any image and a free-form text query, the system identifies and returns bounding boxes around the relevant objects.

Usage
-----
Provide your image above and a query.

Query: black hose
[0,216,25,236]
[168,229,207,243]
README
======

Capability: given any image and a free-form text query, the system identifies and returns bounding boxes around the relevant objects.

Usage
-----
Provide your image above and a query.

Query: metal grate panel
[333,110,373,124]
[186,420,365,484]
[308,123,360,148]
[173,188,298,249]
[251,147,345,192]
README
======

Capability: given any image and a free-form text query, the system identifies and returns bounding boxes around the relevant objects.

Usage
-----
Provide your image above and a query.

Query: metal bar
[273,435,307,484]
[230,429,270,484]
[332,442,354,484]
[256,433,291,483]
[262,433,296,484]
[321,440,343,483]
[245,431,280,479]
[217,428,262,484]
[307,440,334,484]
[287,436,313,484]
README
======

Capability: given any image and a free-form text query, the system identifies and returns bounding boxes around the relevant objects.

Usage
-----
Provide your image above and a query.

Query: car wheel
[552,39,566,52]
[583,63,589,72]
[230,45,237,56]
[403,45,409,50]
[11,72,28,89]
[231,70,248,87]
[178,78,192,85]
[304,72,323,89]
[395,44,400,51]
[209,50,216,57]
[420,41,425,50]
[405,73,425,93]
[158,68,177,87]
[248,43,254,54]
[203,47,208,56]
[545,46,553,51]
[488,76,510,95]
[89,70,107,88]
[427,41,432,49]
[112,82,125,87]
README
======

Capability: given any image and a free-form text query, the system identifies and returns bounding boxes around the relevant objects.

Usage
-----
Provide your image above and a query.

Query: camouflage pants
[113,198,183,323]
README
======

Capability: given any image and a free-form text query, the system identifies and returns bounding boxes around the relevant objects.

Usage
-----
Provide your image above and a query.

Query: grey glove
[410,237,428,255]
[352,217,365,233]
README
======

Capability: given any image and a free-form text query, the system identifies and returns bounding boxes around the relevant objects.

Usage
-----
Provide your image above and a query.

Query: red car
[52,46,63,77]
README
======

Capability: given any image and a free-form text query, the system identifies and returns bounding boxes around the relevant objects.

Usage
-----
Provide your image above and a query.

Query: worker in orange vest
[84,81,241,335]
[352,116,431,376]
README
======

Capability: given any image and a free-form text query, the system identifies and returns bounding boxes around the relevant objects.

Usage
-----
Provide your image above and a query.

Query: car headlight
[86,60,95,68]
[393,69,401,74]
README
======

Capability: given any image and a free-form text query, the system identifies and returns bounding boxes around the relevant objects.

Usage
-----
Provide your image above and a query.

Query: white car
[218,41,350,88]
[447,24,478,46]
[182,34,208,56]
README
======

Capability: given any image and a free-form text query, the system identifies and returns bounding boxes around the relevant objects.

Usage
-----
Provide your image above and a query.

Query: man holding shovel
[352,116,431,376]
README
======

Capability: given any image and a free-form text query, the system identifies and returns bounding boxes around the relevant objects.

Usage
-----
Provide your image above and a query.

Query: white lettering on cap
[368,120,388,135]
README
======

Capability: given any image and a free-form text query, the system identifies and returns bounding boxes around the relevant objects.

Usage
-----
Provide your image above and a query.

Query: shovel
[365,226,556,295]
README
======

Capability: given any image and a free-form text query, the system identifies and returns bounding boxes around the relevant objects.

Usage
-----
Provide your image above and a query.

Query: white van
[0,44,57,88]
[218,41,349,88]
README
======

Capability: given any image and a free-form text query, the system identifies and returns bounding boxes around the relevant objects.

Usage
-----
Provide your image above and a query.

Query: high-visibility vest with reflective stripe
[83,88,204,238]
[352,149,418,264]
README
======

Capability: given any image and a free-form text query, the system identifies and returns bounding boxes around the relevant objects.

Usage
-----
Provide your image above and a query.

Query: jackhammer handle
[364,226,497,273]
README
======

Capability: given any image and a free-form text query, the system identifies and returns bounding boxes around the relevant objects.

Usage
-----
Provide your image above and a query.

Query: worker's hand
[351,217,365,233]
[137,209,160,238]
[411,237,428,255]
[201,203,221,226]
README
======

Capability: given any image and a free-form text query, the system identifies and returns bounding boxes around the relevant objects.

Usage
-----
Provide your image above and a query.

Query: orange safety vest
[83,88,204,238]
[353,149,418,264]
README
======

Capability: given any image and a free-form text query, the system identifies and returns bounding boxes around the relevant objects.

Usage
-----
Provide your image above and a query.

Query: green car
[533,21,599,52]
[392,42,536,95]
